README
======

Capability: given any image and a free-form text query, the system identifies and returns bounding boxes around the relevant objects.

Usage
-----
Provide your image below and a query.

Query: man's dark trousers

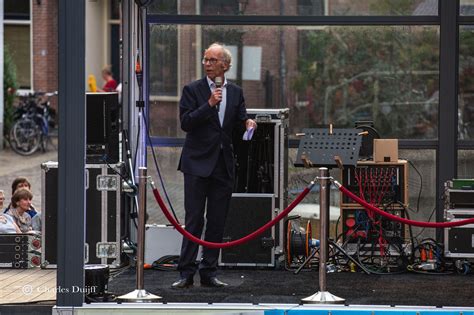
[178,151,233,280]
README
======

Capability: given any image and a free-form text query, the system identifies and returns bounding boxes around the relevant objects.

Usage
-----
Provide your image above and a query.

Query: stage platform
[52,303,474,315]
[1,267,474,314]
[0,268,56,304]
[106,268,474,307]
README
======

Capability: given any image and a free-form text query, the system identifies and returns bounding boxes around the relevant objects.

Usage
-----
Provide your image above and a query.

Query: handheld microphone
[214,77,222,112]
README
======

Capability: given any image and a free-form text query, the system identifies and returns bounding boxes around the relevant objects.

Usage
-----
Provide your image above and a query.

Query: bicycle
[9,91,58,156]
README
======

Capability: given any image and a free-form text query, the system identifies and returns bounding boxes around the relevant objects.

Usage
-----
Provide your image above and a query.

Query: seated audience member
[0,190,5,209]
[6,188,35,233]
[4,177,41,231]
[0,213,22,234]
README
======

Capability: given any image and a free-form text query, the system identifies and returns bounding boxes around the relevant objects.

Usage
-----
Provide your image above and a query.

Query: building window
[149,24,439,139]
[149,26,178,97]
[201,0,239,15]
[297,0,324,16]
[148,1,177,15]
[4,0,31,90]
[149,2,179,98]
[147,0,435,16]
[5,0,29,20]
[459,25,474,140]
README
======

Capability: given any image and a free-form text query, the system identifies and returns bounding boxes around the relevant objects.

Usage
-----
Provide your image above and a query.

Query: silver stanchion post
[301,167,344,304]
[118,167,161,302]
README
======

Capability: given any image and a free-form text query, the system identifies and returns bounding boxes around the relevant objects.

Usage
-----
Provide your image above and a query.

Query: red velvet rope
[338,184,474,228]
[152,186,311,249]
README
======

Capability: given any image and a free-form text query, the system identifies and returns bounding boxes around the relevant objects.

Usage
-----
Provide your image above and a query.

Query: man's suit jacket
[178,77,248,178]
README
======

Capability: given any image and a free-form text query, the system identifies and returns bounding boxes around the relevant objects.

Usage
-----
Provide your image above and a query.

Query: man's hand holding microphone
[209,77,223,112]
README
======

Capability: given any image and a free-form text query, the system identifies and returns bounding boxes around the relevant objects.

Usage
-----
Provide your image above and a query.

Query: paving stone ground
[0,143,58,210]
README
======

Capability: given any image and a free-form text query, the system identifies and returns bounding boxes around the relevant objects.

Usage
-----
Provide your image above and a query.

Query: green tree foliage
[293,26,439,138]
[3,46,18,140]
[458,29,474,139]
[459,30,474,91]
[368,0,418,15]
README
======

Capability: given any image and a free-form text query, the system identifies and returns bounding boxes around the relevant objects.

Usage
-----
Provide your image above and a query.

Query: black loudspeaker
[84,264,110,296]
[86,92,120,164]
[41,162,124,267]
[43,165,58,265]
[219,193,275,267]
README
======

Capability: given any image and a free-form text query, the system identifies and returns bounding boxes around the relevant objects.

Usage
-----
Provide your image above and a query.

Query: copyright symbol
[22,285,33,295]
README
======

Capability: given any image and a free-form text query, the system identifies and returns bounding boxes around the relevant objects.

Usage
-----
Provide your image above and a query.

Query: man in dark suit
[172,43,257,288]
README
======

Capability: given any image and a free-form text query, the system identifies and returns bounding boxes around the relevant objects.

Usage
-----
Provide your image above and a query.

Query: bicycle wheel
[9,118,41,156]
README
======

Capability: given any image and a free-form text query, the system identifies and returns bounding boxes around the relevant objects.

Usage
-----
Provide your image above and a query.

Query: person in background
[11,177,32,196]
[99,66,118,92]
[0,190,5,209]
[6,188,34,233]
[4,177,41,231]
[0,213,22,234]
[0,187,21,234]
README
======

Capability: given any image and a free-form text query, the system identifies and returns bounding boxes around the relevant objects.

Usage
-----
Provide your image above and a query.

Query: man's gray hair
[207,42,232,69]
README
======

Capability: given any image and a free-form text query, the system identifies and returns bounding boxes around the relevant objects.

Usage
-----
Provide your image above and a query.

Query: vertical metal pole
[57,0,85,307]
[319,167,329,292]
[437,0,458,243]
[302,167,344,304]
[118,166,161,301]
[136,167,146,290]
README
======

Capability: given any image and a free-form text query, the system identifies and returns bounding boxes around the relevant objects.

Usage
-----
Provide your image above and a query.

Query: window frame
[4,0,33,93]
[148,23,181,100]
[146,11,442,148]
[145,1,473,231]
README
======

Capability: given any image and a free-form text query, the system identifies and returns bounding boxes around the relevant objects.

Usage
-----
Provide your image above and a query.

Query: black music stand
[294,127,362,303]
[294,128,362,169]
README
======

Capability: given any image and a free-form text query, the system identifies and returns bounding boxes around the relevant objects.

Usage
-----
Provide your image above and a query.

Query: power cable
[407,159,423,213]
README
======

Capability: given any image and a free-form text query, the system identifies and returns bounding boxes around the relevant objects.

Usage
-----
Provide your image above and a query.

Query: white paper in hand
[242,127,255,141]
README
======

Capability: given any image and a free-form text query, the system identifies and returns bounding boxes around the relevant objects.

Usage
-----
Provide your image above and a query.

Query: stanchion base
[117,289,162,302]
[301,291,345,304]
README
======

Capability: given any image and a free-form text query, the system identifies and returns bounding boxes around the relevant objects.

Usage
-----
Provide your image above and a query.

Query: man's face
[203,47,227,81]
[0,192,4,208]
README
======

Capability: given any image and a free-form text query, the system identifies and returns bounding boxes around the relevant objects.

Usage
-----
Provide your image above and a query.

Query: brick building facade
[3,0,118,125]
[32,0,58,103]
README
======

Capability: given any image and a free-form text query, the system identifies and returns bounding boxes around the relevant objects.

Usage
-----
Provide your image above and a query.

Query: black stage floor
[108,268,474,307]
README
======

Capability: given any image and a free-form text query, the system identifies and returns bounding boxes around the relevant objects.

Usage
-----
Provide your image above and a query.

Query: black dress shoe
[171,278,194,288]
[200,277,228,287]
